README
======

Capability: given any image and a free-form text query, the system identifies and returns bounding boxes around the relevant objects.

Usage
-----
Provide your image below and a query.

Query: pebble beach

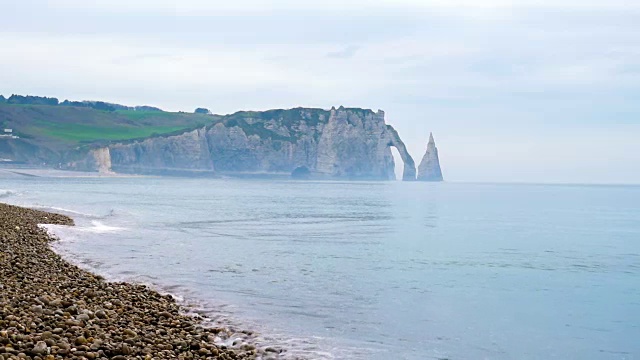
[0,203,260,360]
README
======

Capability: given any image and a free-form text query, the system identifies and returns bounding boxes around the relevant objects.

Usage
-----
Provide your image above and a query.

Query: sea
[1,175,639,360]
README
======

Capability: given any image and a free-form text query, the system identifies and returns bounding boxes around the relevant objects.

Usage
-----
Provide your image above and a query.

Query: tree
[90,101,116,112]
[194,108,210,114]
[61,100,89,108]
[7,94,59,106]
[135,106,163,112]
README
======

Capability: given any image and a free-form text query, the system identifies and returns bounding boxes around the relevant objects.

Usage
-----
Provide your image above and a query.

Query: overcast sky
[2,0,639,183]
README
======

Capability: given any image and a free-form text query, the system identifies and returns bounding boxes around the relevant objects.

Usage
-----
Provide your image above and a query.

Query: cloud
[327,46,360,59]
[1,1,639,182]
[47,0,640,14]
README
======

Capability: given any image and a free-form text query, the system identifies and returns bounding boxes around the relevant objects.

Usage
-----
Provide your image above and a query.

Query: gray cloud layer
[1,1,639,183]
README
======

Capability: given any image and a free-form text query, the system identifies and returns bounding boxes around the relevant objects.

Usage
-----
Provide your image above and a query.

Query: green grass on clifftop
[0,104,218,148]
[26,120,192,142]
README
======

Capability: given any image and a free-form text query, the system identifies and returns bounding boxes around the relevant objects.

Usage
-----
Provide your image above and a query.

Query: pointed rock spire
[417,132,443,181]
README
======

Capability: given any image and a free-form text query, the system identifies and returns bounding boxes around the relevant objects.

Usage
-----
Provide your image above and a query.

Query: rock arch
[385,125,417,181]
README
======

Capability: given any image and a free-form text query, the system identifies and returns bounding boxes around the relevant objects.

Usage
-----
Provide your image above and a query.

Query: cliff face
[90,148,113,174]
[0,138,58,165]
[315,109,395,179]
[91,107,417,180]
[109,128,214,175]
[417,133,444,182]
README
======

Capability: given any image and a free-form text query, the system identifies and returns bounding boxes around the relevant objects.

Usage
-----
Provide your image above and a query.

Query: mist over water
[1,177,639,359]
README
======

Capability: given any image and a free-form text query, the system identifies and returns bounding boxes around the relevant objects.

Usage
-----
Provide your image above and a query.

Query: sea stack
[417,132,443,181]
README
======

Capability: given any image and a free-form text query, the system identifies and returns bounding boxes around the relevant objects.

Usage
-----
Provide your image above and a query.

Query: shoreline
[0,203,268,359]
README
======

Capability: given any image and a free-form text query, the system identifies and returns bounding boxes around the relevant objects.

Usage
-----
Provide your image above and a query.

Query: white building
[1,129,18,139]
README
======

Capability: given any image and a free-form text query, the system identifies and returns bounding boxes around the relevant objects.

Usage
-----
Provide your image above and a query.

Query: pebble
[0,203,258,360]
[31,341,48,355]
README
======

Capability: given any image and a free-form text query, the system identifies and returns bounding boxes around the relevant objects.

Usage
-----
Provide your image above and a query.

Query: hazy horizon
[2,0,639,183]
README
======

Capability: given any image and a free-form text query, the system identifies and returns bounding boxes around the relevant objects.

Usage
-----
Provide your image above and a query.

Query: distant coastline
[1,95,443,181]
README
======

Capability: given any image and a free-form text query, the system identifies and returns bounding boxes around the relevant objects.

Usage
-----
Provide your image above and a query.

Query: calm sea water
[1,176,639,359]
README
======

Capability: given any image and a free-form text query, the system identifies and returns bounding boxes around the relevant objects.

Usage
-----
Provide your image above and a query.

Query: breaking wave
[29,205,116,220]
[0,189,16,198]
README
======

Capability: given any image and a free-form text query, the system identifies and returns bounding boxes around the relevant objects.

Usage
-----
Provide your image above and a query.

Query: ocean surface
[1,176,639,359]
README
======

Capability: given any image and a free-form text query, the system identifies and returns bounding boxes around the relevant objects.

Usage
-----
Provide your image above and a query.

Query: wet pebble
[0,203,257,360]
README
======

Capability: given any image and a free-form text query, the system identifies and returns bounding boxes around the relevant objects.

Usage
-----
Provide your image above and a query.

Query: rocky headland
[0,203,268,359]
[1,95,440,181]
[82,107,417,181]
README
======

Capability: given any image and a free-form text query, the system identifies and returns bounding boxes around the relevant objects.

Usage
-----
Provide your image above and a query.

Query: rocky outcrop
[385,125,417,181]
[90,148,113,174]
[417,133,443,181]
[0,137,57,164]
[98,107,417,180]
[315,108,395,179]
[109,128,215,175]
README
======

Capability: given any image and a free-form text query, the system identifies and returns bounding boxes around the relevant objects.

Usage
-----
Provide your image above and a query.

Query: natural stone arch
[385,125,417,181]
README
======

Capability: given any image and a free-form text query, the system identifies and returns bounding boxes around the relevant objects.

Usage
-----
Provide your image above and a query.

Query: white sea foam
[39,223,67,239]
[39,221,125,243]
[0,189,15,198]
[83,220,125,233]
[29,205,108,219]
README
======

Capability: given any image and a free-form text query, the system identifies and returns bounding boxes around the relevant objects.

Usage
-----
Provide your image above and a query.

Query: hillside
[0,104,218,146]
[0,97,418,180]
[0,102,219,165]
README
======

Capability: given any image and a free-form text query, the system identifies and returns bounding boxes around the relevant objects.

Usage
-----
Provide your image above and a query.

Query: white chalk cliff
[417,133,443,182]
[88,107,418,180]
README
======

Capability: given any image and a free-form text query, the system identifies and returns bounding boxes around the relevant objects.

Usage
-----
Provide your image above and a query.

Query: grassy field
[0,104,220,147]
[25,120,193,142]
